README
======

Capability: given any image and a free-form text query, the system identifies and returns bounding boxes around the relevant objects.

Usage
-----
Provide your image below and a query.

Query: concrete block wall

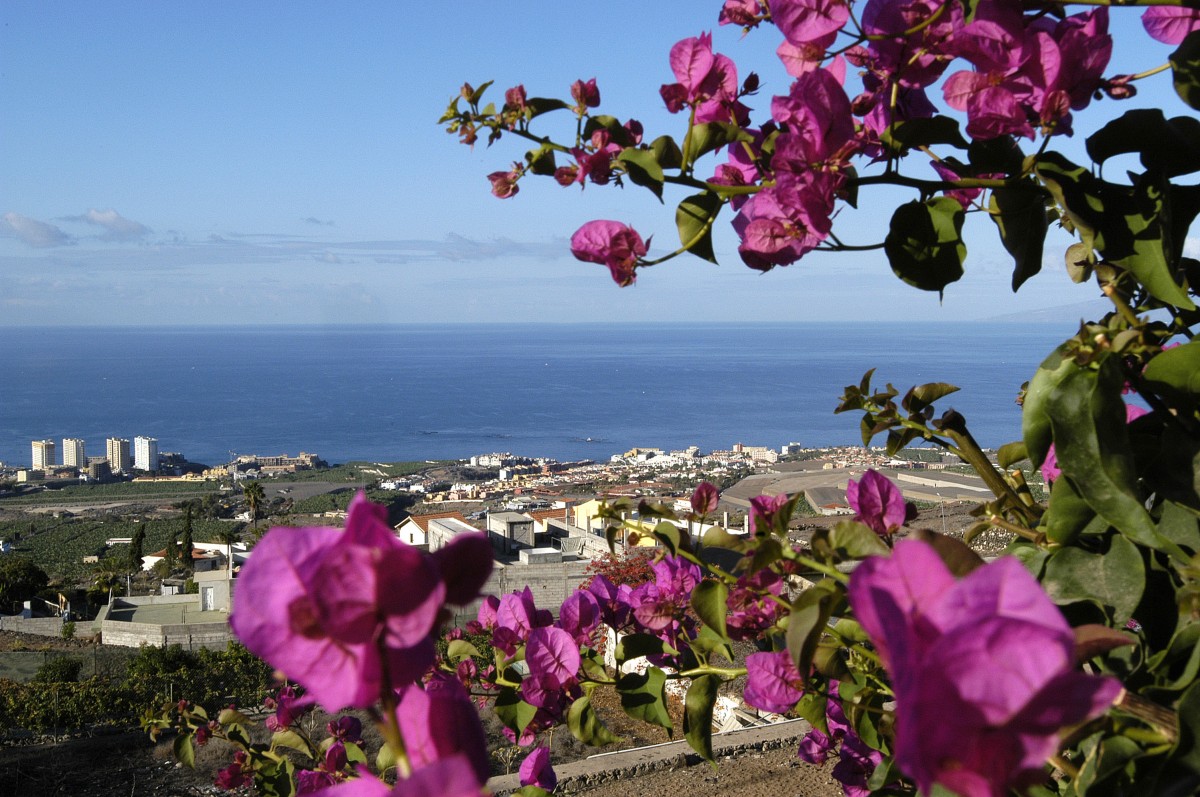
[0,616,64,637]
[100,619,231,650]
[450,559,592,626]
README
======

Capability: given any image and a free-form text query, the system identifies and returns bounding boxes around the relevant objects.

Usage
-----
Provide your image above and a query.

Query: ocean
[0,323,1077,468]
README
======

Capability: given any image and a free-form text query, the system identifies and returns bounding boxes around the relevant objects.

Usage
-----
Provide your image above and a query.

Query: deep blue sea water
[0,323,1078,468]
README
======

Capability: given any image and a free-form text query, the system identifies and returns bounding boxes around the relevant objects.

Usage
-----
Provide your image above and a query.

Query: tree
[181,504,195,572]
[128,523,146,574]
[164,528,178,573]
[0,557,49,612]
[242,480,265,531]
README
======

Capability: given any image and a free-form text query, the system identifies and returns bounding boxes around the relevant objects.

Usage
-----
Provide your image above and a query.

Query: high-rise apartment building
[62,438,86,468]
[134,436,159,472]
[31,439,56,470]
[106,437,131,474]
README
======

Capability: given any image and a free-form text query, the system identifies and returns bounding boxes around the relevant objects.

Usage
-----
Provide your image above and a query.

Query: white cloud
[1,212,73,247]
[73,208,152,241]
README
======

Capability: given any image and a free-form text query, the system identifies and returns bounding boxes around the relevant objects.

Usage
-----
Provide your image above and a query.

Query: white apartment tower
[31,439,56,470]
[62,438,86,468]
[106,437,131,474]
[134,436,159,472]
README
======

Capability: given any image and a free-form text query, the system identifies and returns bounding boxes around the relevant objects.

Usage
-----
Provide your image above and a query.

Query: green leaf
[525,96,569,119]
[218,707,251,726]
[1022,344,1073,468]
[618,147,665,201]
[255,758,296,797]
[343,741,368,766]
[1045,356,1165,550]
[652,520,681,554]
[702,525,747,552]
[1143,340,1200,413]
[684,674,721,764]
[1086,109,1200,178]
[174,733,195,769]
[688,122,747,162]
[1158,501,1200,551]
[446,639,482,662]
[884,197,967,297]
[568,695,622,746]
[1170,30,1200,111]
[997,441,1028,468]
[1167,680,1200,781]
[691,579,730,641]
[882,115,969,152]
[911,529,985,576]
[376,743,397,777]
[989,183,1049,292]
[525,145,557,176]
[271,729,312,757]
[786,580,843,677]
[794,691,829,734]
[675,191,723,264]
[689,622,735,666]
[494,687,537,734]
[1043,473,1098,545]
[815,520,891,561]
[903,382,960,414]
[616,633,677,663]
[1041,534,1145,623]
[617,668,673,733]
[467,80,493,106]
[650,135,683,170]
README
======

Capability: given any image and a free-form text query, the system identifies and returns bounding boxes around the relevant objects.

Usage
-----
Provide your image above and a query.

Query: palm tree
[243,480,265,532]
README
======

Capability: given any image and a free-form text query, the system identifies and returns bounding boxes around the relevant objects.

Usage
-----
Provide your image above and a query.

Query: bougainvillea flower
[691,481,720,515]
[1142,6,1200,44]
[308,755,485,797]
[558,589,602,645]
[215,750,254,791]
[395,678,491,788]
[725,569,785,640]
[749,493,791,536]
[846,469,914,536]
[231,493,465,711]
[519,746,558,791]
[744,650,805,713]
[719,0,762,28]
[847,541,1121,797]
[570,78,600,112]
[770,0,849,46]
[569,220,649,287]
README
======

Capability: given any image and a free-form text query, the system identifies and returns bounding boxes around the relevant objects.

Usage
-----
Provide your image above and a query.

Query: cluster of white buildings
[29,435,160,475]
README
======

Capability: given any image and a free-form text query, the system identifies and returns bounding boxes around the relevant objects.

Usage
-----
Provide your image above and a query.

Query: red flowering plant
[437,0,1200,795]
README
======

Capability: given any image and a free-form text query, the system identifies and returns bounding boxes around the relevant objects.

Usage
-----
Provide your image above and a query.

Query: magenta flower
[558,589,602,645]
[486,169,519,199]
[744,650,804,713]
[719,0,762,28]
[394,678,491,788]
[690,481,720,515]
[215,750,253,791]
[749,493,790,536]
[769,0,849,47]
[519,746,558,791]
[570,78,600,112]
[569,220,648,287]
[847,540,1122,797]
[846,469,914,537]
[307,755,485,797]
[231,493,487,712]
[725,569,785,640]
[1142,6,1200,44]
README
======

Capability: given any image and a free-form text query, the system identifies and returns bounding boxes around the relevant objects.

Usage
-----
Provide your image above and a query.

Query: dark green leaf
[819,521,891,560]
[616,633,677,663]
[911,529,985,576]
[1086,109,1200,178]
[1022,344,1073,468]
[568,695,622,746]
[968,136,1024,174]
[525,145,556,176]
[618,147,665,201]
[689,623,734,666]
[174,733,195,769]
[652,521,681,555]
[688,122,747,163]
[255,758,296,797]
[617,668,673,733]
[1043,473,1098,545]
[997,441,1028,468]
[1143,340,1200,412]
[467,81,493,106]
[525,97,569,119]
[989,183,1049,291]
[1042,534,1145,623]
[650,135,683,170]
[884,197,967,297]
[903,381,960,413]
[494,687,537,734]
[785,580,843,677]
[684,674,721,764]
[1170,30,1200,111]
[882,115,969,152]
[675,192,723,264]
[691,580,730,641]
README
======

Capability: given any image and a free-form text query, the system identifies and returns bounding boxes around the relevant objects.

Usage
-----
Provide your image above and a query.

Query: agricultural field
[0,479,221,507]
[0,515,243,585]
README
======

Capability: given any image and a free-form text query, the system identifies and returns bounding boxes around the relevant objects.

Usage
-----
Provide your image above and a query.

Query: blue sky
[0,2,1188,325]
